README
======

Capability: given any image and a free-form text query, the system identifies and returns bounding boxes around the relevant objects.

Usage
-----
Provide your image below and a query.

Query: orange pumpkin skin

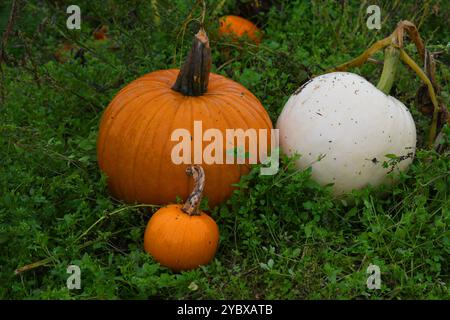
[219,15,262,44]
[143,204,219,271]
[97,69,272,207]
[93,25,108,41]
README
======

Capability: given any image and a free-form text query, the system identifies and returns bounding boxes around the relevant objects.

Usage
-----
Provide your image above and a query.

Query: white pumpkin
[276,72,417,196]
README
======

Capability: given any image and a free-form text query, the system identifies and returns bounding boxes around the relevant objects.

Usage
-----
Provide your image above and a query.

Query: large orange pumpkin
[219,15,262,44]
[97,28,272,207]
[144,165,219,272]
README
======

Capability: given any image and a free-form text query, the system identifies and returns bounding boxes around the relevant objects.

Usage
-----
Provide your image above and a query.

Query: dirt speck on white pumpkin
[276,71,417,196]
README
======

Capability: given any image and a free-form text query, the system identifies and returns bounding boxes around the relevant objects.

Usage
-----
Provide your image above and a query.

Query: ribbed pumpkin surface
[97,69,272,207]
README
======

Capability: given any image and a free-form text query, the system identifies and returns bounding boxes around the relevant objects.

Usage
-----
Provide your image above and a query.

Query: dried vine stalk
[328,20,444,149]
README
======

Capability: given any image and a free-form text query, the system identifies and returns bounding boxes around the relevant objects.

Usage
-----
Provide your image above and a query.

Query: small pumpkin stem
[182,165,205,216]
[172,28,211,96]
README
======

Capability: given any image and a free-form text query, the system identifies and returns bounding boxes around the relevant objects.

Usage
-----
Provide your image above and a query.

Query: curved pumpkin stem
[376,45,400,95]
[182,165,205,216]
[327,20,424,74]
[398,49,440,148]
[327,20,442,149]
[172,28,211,96]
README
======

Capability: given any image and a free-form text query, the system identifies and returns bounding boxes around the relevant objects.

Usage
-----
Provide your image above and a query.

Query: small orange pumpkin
[97,28,272,207]
[219,15,262,44]
[144,165,219,272]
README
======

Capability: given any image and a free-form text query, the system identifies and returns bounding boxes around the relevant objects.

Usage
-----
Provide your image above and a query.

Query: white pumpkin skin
[276,72,417,195]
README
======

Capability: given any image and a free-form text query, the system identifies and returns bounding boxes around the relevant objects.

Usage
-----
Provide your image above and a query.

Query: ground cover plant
[0,0,449,299]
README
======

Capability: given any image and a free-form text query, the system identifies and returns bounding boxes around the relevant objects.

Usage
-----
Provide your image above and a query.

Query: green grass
[0,0,449,299]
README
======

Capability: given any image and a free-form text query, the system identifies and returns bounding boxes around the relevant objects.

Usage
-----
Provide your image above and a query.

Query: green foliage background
[0,0,449,299]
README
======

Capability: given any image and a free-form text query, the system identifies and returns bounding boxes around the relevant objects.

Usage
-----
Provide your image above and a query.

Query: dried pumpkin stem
[327,20,423,74]
[327,37,391,73]
[395,20,425,62]
[182,165,205,216]
[172,28,211,96]
[398,49,440,148]
[327,19,443,150]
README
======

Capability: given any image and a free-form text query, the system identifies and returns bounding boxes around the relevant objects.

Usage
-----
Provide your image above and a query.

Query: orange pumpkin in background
[97,28,272,207]
[93,25,108,41]
[144,165,219,272]
[219,15,262,44]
